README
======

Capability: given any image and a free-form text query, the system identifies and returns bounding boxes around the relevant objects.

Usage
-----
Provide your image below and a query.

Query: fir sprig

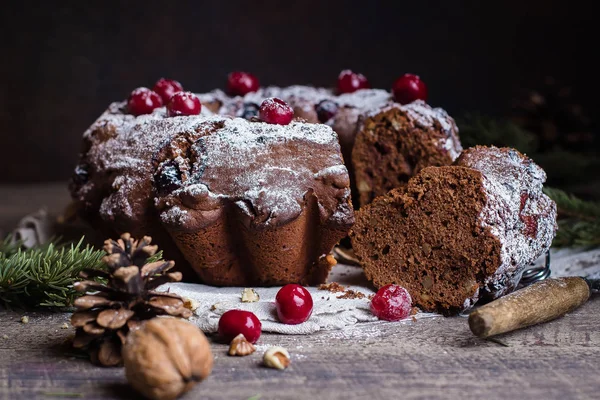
[544,187,600,248]
[0,236,163,308]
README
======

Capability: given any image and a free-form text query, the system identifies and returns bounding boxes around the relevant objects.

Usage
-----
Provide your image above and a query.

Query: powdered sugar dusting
[157,116,353,227]
[457,146,557,299]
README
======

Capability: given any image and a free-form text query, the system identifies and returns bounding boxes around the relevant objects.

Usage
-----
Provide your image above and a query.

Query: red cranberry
[152,78,183,103]
[275,284,313,324]
[127,87,163,116]
[218,310,262,344]
[259,98,294,125]
[166,91,202,117]
[392,74,428,104]
[315,100,339,123]
[337,69,370,94]
[370,284,412,321]
[227,71,260,96]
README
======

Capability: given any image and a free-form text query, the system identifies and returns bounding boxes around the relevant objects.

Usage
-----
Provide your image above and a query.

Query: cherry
[166,91,202,117]
[127,87,163,116]
[152,78,183,103]
[275,284,313,324]
[370,284,412,321]
[392,74,428,104]
[218,310,262,344]
[315,100,339,123]
[227,71,260,96]
[259,98,294,125]
[337,69,370,94]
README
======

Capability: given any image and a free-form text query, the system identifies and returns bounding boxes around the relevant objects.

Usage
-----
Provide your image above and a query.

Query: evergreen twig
[544,187,600,248]
[0,236,163,308]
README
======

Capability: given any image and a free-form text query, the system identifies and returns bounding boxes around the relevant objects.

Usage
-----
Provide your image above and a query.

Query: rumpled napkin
[161,247,600,335]
[161,263,438,335]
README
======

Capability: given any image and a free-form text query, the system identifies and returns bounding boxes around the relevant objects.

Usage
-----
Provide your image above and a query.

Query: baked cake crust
[350,146,557,314]
[71,102,354,286]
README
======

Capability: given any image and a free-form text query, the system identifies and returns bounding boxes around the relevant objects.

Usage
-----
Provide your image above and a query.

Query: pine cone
[70,233,192,367]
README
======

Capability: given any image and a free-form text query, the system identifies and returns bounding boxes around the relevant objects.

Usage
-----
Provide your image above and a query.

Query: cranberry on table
[392,74,428,104]
[152,78,183,103]
[337,69,370,94]
[166,91,202,117]
[227,71,260,96]
[218,310,262,344]
[315,100,339,123]
[275,284,314,324]
[370,284,412,321]
[259,98,294,125]
[127,87,163,116]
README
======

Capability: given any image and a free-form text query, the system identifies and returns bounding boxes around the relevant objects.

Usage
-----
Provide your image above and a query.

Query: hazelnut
[241,288,260,303]
[263,346,291,370]
[228,334,256,356]
[123,318,213,400]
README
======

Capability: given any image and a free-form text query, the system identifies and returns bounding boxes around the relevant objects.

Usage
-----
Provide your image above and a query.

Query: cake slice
[350,146,557,314]
[352,101,462,207]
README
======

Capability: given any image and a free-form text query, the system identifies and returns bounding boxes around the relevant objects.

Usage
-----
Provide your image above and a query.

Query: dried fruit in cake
[152,78,183,103]
[392,74,428,104]
[127,87,163,116]
[352,100,462,207]
[350,146,557,315]
[337,69,370,94]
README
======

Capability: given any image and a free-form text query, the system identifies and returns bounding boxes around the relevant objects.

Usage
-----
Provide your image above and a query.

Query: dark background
[0,0,597,183]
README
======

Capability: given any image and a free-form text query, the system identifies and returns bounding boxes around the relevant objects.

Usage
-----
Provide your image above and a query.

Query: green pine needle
[0,236,163,308]
[544,187,600,248]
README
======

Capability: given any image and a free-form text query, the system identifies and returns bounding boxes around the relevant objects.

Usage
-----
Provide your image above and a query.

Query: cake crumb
[61,323,69,329]
[2,335,8,339]
[318,282,346,293]
[20,316,29,324]
[410,307,419,316]
[368,294,375,300]
[337,289,366,299]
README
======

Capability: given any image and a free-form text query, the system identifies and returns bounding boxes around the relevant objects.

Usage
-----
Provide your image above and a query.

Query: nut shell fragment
[263,346,291,370]
[228,334,256,356]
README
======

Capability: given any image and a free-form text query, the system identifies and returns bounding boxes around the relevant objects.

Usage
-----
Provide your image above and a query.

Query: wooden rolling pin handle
[469,277,590,338]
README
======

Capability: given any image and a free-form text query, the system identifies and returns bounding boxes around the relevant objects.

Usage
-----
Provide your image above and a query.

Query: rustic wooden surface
[1,183,599,400]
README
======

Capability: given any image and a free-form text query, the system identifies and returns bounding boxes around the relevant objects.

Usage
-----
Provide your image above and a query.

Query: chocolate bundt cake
[71,101,354,286]
[153,116,354,286]
[350,146,557,314]
[352,101,462,207]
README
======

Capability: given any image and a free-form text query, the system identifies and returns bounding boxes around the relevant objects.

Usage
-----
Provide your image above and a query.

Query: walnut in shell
[123,318,213,400]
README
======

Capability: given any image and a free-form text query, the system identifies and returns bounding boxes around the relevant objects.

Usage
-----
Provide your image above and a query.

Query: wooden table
[1,184,599,400]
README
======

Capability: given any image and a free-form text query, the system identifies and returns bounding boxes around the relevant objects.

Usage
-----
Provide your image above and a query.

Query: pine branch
[0,236,163,308]
[544,187,600,248]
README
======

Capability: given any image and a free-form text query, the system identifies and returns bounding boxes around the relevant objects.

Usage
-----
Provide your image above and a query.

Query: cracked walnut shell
[123,318,213,400]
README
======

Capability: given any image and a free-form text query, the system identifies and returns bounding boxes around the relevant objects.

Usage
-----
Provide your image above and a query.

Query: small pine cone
[70,233,192,366]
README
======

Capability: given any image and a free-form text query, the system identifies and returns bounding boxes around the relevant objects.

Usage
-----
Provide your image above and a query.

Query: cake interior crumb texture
[351,146,557,314]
